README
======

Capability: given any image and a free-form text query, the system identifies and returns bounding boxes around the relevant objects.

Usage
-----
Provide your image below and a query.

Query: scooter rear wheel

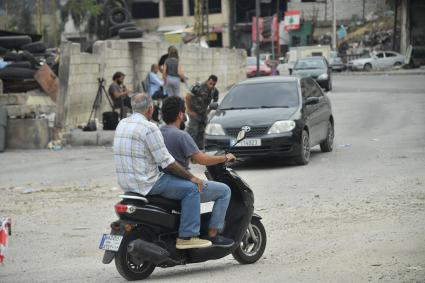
[232,218,266,264]
[115,228,156,281]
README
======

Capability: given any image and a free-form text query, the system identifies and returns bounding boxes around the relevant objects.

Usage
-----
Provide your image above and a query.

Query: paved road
[1,75,424,282]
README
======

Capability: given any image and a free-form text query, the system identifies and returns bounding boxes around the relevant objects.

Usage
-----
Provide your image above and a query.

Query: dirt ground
[1,75,425,282]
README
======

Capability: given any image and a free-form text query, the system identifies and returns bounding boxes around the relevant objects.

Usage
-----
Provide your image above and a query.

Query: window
[376,53,384,58]
[165,0,182,17]
[220,82,299,109]
[301,79,312,98]
[307,79,323,97]
[132,2,159,19]
[385,52,396,57]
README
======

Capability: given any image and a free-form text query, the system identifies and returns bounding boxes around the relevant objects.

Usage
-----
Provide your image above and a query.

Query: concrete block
[6,118,50,149]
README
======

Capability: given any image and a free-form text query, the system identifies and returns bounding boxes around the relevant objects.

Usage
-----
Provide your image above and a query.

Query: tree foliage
[60,0,102,30]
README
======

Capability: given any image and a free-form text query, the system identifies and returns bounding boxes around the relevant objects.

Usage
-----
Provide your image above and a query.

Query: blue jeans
[148,174,231,238]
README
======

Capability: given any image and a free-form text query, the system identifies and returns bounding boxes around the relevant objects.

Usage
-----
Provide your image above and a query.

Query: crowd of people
[109,46,235,249]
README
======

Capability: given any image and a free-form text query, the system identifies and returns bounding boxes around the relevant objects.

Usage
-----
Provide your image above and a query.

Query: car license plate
[99,234,123,251]
[235,139,261,147]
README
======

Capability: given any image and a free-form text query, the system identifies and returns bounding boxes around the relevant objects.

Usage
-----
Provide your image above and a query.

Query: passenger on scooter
[113,93,211,250]
[160,96,236,247]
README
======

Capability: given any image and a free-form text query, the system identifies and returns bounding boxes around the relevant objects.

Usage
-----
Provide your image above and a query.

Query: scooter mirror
[236,130,246,143]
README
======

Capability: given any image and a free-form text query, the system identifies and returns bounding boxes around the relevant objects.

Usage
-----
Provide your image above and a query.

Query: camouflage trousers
[187,114,207,149]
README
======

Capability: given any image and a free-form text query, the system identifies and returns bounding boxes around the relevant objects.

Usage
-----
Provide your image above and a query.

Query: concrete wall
[57,40,246,130]
[288,0,388,23]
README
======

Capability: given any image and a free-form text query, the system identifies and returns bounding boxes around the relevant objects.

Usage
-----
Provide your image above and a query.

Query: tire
[0,36,31,50]
[21,41,46,53]
[325,79,332,91]
[118,27,143,39]
[393,62,402,68]
[294,129,310,165]
[320,120,334,152]
[363,63,372,72]
[21,51,41,68]
[3,79,40,93]
[5,61,32,69]
[4,52,25,62]
[115,229,156,281]
[109,22,136,37]
[109,7,130,26]
[232,218,267,264]
[0,67,36,80]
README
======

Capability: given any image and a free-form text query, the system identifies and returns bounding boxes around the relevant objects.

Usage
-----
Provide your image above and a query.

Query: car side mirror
[209,102,219,110]
[304,97,320,105]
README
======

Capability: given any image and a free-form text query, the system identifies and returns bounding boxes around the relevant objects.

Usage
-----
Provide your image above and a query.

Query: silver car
[348,51,406,71]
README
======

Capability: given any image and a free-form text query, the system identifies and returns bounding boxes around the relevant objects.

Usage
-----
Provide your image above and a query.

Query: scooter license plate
[99,234,123,251]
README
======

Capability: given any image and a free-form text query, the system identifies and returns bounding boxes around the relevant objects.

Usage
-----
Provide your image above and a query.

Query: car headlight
[267,120,296,134]
[205,123,225,136]
[318,73,328,80]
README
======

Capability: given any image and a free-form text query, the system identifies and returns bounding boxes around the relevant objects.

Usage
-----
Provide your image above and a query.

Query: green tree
[60,0,102,32]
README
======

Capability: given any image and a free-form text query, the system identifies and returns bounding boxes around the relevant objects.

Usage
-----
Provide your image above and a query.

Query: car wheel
[295,130,310,165]
[320,120,334,152]
[326,79,332,91]
[364,63,372,71]
[393,62,402,68]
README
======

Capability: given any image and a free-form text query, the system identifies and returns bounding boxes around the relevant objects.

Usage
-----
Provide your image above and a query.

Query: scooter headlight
[267,120,296,134]
[205,123,225,136]
[318,73,329,80]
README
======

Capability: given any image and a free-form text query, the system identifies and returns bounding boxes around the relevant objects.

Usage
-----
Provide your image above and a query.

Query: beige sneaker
[176,237,212,249]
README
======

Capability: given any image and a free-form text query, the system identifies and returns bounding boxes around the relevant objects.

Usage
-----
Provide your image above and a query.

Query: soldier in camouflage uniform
[185,75,219,149]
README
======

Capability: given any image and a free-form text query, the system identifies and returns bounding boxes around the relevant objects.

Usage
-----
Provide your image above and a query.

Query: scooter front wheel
[232,217,266,264]
[115,229,156,281]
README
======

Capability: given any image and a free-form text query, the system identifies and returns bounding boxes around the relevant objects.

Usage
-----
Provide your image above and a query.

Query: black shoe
[204,235,234,248]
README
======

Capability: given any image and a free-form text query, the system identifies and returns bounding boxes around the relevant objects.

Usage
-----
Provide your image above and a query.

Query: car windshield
[219,82,299,110]
[247,57,265,66]
[360,53,372,59]
[330,51,338,58]
[294,59,325,70]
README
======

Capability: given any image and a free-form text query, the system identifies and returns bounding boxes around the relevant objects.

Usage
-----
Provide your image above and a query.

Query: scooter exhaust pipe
[127,239,170,264]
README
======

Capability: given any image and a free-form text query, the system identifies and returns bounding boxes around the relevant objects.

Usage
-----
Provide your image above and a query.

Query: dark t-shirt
[159,54,168,67]
[108,82,122,108]
[160,125,199,169]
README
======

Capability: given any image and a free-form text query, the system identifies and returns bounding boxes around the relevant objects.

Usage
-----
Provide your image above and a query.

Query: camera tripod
[84,78,115,131]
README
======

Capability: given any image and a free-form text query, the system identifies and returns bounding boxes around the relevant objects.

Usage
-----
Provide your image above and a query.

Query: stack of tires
[104,0,143,39]
[0,36,53,93]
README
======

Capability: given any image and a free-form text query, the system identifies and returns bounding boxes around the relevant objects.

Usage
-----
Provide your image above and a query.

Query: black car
[292,56,332,91]
[205,76,334,165]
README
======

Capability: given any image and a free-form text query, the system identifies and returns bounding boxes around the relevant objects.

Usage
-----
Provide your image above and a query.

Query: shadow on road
[229,149,323,171]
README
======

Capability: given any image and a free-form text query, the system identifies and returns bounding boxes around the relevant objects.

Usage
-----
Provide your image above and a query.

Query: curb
[67,129,115,146]
[334,69,425,76]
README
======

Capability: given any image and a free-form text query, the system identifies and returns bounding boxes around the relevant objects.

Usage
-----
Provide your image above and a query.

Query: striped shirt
[113,112,175,195]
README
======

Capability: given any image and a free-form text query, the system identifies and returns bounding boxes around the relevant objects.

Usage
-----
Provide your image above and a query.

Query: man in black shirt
[158,45,174,74]
[108,71,132,118]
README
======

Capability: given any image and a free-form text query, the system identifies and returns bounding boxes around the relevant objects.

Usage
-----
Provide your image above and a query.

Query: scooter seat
[121,192,181,212]
[146,195,181,212]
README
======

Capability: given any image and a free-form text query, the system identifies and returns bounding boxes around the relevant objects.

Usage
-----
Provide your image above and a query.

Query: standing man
[161,96,235,247]
[109,71,132,118]
[185,75,219,150]
[113,93,212,249]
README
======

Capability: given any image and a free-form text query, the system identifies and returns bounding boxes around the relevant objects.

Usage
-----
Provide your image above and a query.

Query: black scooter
[100,130,266,281]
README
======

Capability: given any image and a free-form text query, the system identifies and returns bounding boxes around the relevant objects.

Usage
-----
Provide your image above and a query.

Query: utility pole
[52,0,58,46]
[332,0,336,50]
[255,0,260,76]
[36,0,42,35]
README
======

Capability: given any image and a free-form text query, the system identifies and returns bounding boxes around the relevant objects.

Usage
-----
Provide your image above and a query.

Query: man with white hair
[113,93,212,249]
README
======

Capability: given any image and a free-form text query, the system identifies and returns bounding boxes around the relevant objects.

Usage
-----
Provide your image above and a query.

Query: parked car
[329,51,345,71]
[246,56,272,78]
[347,51,405,71]
[205,76,334,165]
[291,56,332,91]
